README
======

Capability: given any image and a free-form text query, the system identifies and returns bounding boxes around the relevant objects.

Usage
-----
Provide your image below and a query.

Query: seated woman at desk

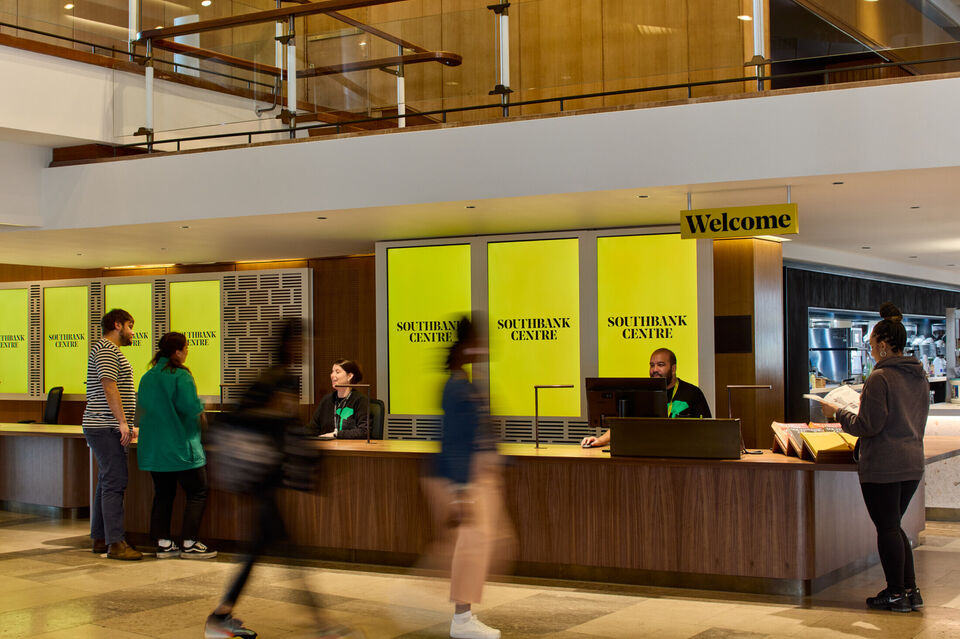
[306,359,370,439]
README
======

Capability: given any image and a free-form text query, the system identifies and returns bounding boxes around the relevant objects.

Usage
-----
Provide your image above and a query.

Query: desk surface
[4,423,959,468]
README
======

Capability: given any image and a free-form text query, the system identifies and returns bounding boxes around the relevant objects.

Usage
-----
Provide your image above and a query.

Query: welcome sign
[0,289,29,394]
[388,244,472,415]
[681,203,798,239]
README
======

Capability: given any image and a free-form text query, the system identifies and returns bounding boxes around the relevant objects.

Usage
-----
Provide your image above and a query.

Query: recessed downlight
[737,15,752,21]
[637,195,649,199]
[64,3,74,9]
[180,225,191,229]
[910,206,920,209]
[832,181,844,185]
[465,205,476,209]
[909,255,918,259]
[316,216,327,220]
[201,0,212,6]
[861,246,871,250]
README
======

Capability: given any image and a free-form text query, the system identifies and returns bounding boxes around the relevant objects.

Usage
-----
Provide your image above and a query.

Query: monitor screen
[585,377,668,429]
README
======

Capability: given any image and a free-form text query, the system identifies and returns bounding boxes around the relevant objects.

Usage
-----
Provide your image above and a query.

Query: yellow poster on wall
[0,289,29,394]
[597,234,699,385]
[488,238,580,416]
[44,286,89,395]
[105,282,153,388]
[388,245,472,414]
[169,280,221,397]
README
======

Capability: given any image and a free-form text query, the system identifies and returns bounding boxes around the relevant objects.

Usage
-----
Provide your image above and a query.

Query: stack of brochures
[771,421,857,463]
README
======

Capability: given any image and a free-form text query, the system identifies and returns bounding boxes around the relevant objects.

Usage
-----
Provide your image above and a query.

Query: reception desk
[4,423,959,595]
[0,423,90,516]
[121,437,960,595]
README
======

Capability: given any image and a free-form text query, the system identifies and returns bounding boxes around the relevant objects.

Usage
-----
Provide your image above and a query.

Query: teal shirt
[136,357,206,472]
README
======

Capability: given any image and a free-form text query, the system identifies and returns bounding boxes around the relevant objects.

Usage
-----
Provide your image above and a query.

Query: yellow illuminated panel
[597,234,699,385]
[169,280,221,397]
[105,282,153,388]
[488,239,580,416]
[0,289,29,394]
[44,286,89,395]
[388,245,472,414]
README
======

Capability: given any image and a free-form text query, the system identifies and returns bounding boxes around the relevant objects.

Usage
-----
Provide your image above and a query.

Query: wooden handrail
[297,50,461,79]
[137,0,405,42]
[148,41,459,80]
[325,10,429,53]
[151,39,282,76]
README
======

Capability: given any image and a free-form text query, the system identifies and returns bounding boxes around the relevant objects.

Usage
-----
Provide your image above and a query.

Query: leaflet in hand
[803,385,861,415]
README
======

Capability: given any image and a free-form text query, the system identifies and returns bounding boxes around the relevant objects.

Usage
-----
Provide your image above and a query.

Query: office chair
[368,398,385,440]
[18,386,64,424]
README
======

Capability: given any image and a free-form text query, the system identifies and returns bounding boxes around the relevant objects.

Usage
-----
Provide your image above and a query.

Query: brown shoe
[92,539,107,554]
[107,540,142,561]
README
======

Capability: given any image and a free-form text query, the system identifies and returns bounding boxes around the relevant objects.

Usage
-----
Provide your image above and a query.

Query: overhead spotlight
[64,3,74,9]
[637,195,649,199]
[180,225,191,229]
[832,181,844,185]
[315,216,327,220]
[861,246,871,250]
[201,0,212,5]
[737,15,752,21]
[465,205,476,209]
[910,205,920,209]
[359,40,367,47]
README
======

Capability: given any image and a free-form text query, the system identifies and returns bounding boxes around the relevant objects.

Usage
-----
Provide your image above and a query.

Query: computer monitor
[585,377,668,430]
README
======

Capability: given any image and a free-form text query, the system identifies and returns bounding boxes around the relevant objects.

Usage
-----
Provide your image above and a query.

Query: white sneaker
[450,613,500,639]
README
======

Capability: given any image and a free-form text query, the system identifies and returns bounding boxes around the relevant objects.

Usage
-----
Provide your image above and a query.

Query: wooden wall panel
[713,239,784,448]
[0,436,89,507]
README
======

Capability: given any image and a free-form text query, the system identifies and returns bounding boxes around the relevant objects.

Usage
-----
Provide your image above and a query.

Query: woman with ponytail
[823,303,929,613]
[137,332,216,560]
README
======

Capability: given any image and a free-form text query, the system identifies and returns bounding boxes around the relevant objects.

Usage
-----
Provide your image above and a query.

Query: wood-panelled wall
[713,239,784,449]
[0,255,377,424]
[783,267,960,423]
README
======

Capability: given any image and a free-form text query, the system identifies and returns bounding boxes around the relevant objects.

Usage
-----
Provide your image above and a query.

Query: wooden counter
[0,423,89,515]
[5,423,959,595]
[121,437,960,595]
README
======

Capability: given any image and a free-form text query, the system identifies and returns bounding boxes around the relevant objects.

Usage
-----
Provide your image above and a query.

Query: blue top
[136,357,206,472]
[433,371,493,484]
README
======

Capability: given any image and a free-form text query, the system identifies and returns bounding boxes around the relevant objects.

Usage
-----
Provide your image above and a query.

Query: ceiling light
[910,205,920,209]
[861,246,871,250]
[180,225,190,229]
[104,263,175,270]
[637,195,649,199]
[76,252,83,256]
[64,3,74,9]
[754,235,792,242]
[909,255,918,259]
[359,41,367,46]
[201,0,212,5]
[832,181,844,185]
[737,15,752,21]
[316,216,327,220]
[465,205,476,209]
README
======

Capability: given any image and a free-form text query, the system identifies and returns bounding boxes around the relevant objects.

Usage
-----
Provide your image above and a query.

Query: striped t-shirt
[82,338,136,428]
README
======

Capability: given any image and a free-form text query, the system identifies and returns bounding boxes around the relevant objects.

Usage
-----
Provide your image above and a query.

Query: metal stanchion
[533,384,574,449]
[726,384,772,455]
[333,383,373,443]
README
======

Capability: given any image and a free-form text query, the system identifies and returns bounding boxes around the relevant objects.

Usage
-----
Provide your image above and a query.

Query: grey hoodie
[836,356,929,483]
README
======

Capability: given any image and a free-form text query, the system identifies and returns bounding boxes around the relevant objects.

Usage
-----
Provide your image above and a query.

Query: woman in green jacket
[137,332,216,559]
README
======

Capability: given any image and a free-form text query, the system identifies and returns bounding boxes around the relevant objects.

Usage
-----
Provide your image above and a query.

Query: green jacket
[136,357,206,472]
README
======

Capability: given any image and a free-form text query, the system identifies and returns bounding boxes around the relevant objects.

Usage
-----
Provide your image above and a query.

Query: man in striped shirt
[83,308,142,560]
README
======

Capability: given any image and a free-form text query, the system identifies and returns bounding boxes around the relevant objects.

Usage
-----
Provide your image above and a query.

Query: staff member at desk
[581,347,711,448]
[306,359,370,439]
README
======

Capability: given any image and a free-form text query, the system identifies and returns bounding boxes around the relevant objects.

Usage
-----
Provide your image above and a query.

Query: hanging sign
[681,203,798,239]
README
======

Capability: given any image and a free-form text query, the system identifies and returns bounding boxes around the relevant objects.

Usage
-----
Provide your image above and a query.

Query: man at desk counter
[580,348,711,448]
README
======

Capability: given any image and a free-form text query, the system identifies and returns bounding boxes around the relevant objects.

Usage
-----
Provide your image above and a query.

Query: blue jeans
[84,427,129,544]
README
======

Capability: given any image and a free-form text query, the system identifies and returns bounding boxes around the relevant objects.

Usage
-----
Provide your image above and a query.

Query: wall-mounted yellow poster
[488,238,580,416]
[0,289,29,394]
[388,244,472,414]
[169,280,221,397]
[105,282,153,388]
[597,234,699,384]
[44,286,89,395]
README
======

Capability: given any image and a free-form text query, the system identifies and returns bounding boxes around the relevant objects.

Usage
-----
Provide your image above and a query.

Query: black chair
[18,386,64,424]
[368,398,385,440]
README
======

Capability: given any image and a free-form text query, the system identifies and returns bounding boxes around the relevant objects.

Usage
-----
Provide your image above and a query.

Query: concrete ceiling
[1,151,959,286]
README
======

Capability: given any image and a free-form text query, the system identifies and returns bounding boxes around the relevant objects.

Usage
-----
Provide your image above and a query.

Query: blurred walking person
[422,317,513,639]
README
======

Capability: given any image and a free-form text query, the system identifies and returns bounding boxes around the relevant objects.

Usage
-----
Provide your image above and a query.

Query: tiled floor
[2,510,960,638]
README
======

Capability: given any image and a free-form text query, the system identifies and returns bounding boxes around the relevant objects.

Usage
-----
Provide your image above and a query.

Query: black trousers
[860,479,920,593]
[222,482,287,607]
[150,466,209,543]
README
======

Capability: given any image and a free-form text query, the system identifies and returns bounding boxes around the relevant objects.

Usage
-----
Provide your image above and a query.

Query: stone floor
[2,510,960,638]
